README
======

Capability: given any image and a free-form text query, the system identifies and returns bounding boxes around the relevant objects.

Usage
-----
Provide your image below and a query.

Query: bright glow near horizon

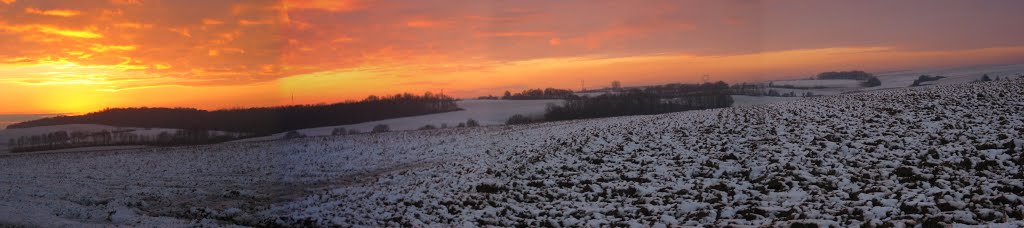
[2,0,1024,114]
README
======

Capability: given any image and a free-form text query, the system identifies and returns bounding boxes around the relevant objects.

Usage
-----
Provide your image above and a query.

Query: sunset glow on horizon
[2,0,1024,114]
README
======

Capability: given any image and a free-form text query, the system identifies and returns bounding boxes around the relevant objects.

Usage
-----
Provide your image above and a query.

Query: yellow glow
[90,45,137,52]
[37,26,103,38]
[278,69,394,102]
[41,88,105,114]
[25,7,81,17]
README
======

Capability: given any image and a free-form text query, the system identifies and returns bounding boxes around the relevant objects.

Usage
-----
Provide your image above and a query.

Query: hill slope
[0,80,1022,227]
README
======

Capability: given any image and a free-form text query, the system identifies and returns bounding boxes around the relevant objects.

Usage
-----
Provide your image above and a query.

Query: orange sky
[1,0,1024,114]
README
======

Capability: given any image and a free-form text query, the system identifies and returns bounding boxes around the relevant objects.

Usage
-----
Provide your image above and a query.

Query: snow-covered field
[1,79,1022,227]
[734,64,1024,106]
[874,64,1024,89]
[241,99,560,141]
[730,95,803,107]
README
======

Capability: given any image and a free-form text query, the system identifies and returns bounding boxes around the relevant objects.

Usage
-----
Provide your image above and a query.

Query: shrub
[283,131,306,139]
[911,75,946,86]
[418,124,437,130]
[347,129,361,134]
[475,183,506,193]
[466,118,480,127]
[893,166,915,178]
[506,114,535,125]
[862,77,881,87]
[371,124,390,133]
[331,127,347,136]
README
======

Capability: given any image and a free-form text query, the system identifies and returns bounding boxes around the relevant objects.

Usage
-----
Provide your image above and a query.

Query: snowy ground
[730,95,804,107]
[736,64,1024,107]
[1,79,1022,227]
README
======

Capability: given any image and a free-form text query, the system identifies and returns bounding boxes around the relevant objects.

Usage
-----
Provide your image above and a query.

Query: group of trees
[976,74,1019,82]
[478,88,578,100]
[769,90,816,97]
[981,74,992,81]
[644,81,734,107]
[642,81,730,98]
[327,125,386,135]
[816,70,881,87]
[506,114,538,125]
[502,88,578,100]
[490,82,734,125]
[911,75,947,86]
[372,124,390,133]
[7,129,244,153]
[728,83,770,96]
[477,95,500,100]
[544,84,733,121]
[8,92,461,135]
[283,131,306,139]
[331,127,360,135]
[416,118,480,130]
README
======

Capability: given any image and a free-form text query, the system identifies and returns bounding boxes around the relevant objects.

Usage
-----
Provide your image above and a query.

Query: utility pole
[291,91,294,104]
[581,80,585,92]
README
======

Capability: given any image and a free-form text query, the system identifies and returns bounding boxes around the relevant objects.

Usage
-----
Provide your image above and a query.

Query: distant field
[0,114,65,129]
[770,79,863,88]
[875,64,1024,89]
[329,99,562,131]
[240,99,563,140]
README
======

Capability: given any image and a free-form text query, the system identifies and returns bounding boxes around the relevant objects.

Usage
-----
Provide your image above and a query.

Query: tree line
[815,70,881,87]
[499,88,578,100]
[7,92,460,135]
[729,83,770,96]
[7,129,246,153]
[542,82,733,121]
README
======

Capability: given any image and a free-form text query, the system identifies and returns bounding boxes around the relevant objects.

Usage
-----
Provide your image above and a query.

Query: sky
[1,0,1023,115]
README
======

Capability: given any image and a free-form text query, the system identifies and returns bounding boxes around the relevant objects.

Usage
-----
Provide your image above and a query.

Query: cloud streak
[25,7,82,17]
